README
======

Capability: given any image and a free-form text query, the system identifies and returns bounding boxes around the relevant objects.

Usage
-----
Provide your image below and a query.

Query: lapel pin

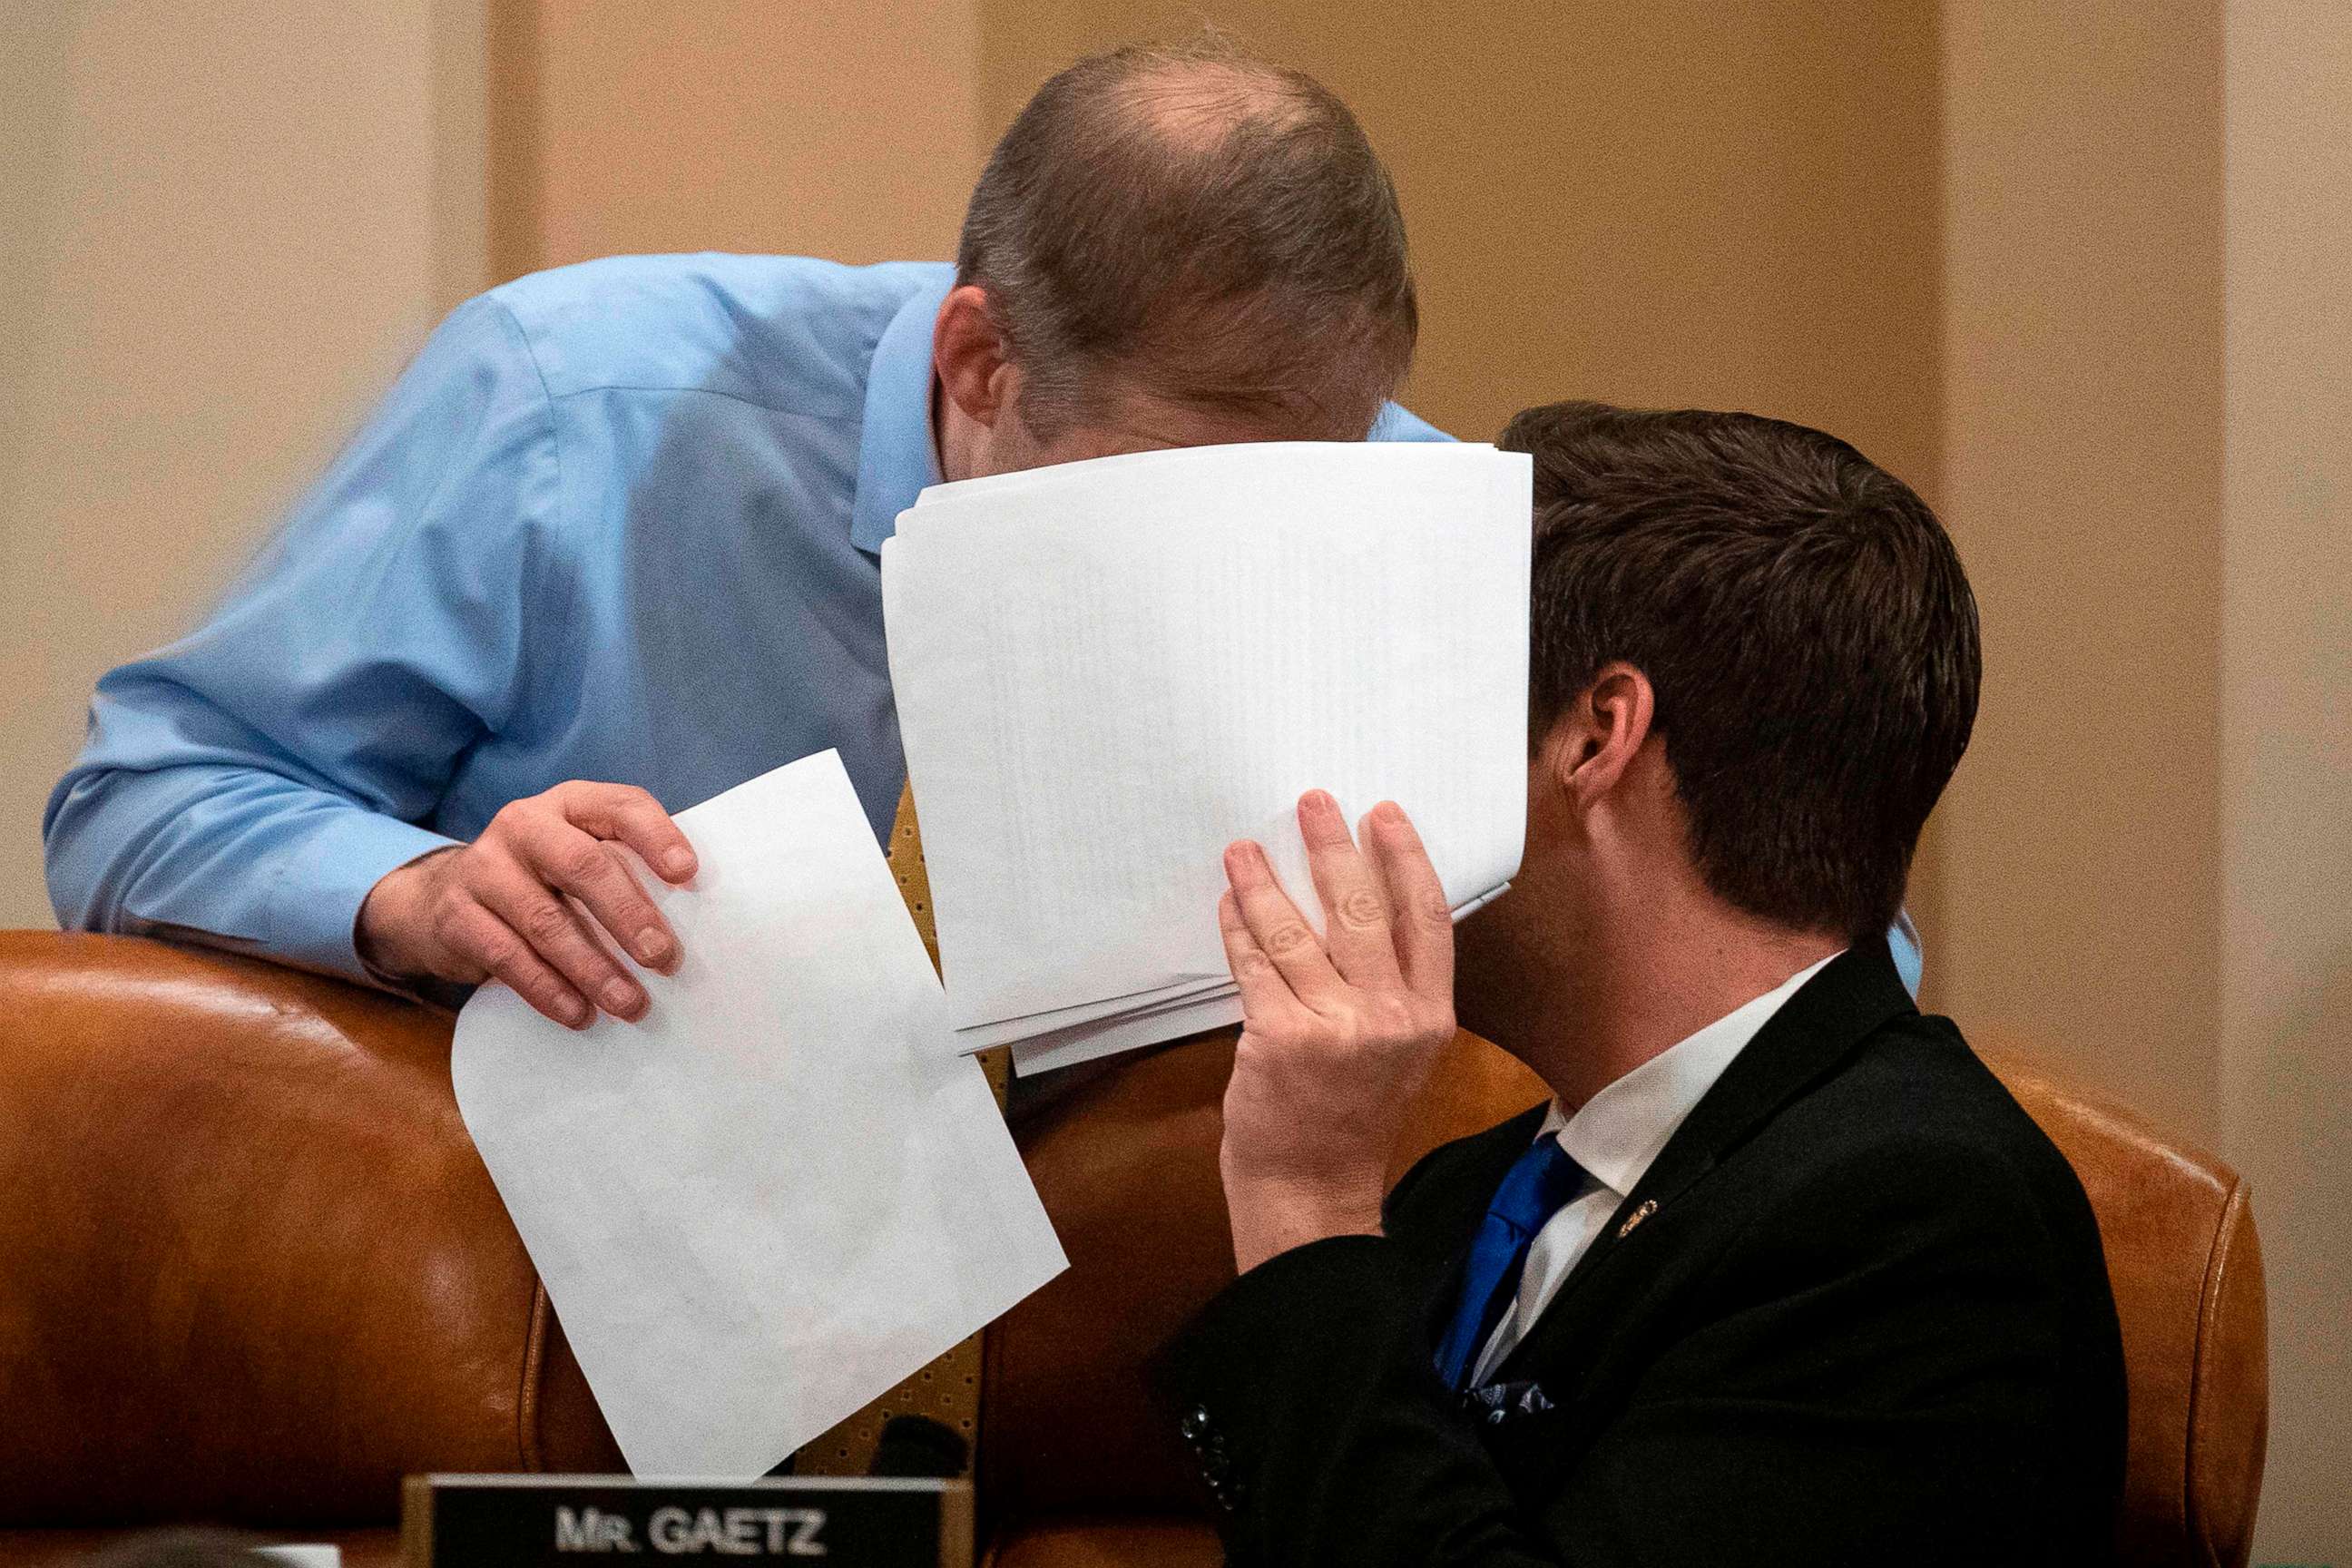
[1616,1199,1658,1240]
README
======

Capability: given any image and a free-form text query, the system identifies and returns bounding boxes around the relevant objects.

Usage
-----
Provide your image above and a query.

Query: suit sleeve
[42,296,559,985]
[1154,1138,2079,1568]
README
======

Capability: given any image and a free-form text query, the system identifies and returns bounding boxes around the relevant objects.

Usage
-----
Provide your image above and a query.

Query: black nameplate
[403,1475,971,1568]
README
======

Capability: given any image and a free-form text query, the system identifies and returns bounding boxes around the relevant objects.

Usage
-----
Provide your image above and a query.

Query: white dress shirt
[1467,951,1842,1387]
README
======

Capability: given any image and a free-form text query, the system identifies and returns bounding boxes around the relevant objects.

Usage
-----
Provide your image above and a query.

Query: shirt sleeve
[43,294,560,985]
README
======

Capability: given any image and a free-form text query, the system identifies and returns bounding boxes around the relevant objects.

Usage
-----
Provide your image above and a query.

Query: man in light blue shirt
[45,44,1442,1029]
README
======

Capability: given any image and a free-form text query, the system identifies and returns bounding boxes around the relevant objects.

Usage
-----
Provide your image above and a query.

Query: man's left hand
[1216,789,1458,1274]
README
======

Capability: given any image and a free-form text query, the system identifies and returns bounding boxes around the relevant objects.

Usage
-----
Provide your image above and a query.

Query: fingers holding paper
[1220,790,1453,1018]
[1358,798,1455,1001]
[357,779,697,1029]
[1220,830,1347,1011]
[1215,791,1458,1274]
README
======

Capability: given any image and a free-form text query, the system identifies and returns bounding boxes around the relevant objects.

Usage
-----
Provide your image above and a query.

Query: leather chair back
[985,1029,2269,1568]
[0,932,620,1529]
[1979,1047,2268,1568]
[0,934,2266,1567]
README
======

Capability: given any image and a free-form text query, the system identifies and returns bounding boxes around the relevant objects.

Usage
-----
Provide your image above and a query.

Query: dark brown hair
[1501,402,1982,943]
[956,40,1417,439]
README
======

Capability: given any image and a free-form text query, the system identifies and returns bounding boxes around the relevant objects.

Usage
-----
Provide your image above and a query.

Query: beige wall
[2220,1,2352,1555]
[488,0,980,279]
[0,0,485,931]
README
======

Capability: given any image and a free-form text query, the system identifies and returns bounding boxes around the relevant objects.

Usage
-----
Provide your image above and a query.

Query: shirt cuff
[266,808,462,989]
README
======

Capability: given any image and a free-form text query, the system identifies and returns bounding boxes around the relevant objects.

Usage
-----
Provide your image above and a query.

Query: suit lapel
[1494,938,1917,1381]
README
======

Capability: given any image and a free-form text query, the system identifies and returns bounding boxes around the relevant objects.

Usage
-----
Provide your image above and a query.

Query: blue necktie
[1433,1136,1587,1391]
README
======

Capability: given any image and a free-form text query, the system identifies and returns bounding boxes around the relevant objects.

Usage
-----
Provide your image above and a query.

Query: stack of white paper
[451,750,1066,1478]
[882,441,1533,1075]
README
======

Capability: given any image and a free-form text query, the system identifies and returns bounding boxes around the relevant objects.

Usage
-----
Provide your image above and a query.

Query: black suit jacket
[1154,941,2125,1566]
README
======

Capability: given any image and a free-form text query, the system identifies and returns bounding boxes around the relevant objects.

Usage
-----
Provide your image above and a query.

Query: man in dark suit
[1157,402,2125,1564]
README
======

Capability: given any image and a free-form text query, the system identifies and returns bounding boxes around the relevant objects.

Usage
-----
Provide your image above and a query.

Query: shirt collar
[1539,950,1843,1198]
[849,272,952,556]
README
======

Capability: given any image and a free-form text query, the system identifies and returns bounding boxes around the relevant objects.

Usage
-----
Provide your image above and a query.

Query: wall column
[2220,1,2352,1555]
[1935,2,2227,1142]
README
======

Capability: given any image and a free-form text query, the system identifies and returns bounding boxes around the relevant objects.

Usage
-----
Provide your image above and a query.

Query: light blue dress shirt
[44,256,1449,985]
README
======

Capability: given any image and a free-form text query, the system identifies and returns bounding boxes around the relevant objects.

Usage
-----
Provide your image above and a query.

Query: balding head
[954,41,1417,444]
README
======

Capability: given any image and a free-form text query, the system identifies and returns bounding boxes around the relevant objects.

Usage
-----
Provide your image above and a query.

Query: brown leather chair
[0,933,621,1567]
[0,934,2265,1566]
[1977,1045,2269,1568]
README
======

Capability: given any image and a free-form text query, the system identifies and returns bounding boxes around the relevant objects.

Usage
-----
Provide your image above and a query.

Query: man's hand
[1216,789,1456,1274]
[357,780,697,1029]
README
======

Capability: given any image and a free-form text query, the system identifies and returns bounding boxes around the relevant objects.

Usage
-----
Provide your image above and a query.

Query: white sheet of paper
[450,750,1066,1478]
[1009,988,1244,1076]
[883,441,1531,1063]
[1001,877,1517,1076]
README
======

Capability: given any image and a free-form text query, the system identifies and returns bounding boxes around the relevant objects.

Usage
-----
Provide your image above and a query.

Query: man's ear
[932,284,1017,429]
[1542,662,1658,809]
